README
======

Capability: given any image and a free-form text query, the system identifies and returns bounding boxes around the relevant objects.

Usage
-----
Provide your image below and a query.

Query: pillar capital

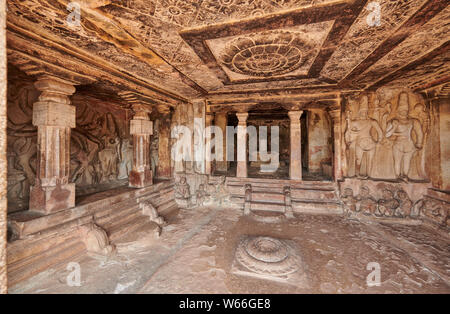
[236,112,249,123]
[288,110,303,121]
[327,107,341,121]
[205,113,214,124]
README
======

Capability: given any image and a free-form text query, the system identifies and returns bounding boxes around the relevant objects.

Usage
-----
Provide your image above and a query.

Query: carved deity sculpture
[394,189,413,218]
[376,188,400,217]
[118,138,133,180]
[175,176,191,200]
[418,198,448,225]
[345,95,383,178]
[98,135,120,182]
[341,188,357,217]
[196,184,207,207]
[386,92,424,180]
[356,186,377,216]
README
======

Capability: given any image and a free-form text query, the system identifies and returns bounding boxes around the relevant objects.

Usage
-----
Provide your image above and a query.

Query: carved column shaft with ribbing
[236,112,249,178]
[29,76,76,214]
[129,105,153,188]
[288,110,303,180]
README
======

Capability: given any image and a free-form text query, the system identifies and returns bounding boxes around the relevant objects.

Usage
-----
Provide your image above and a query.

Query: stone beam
[7,24,187,105]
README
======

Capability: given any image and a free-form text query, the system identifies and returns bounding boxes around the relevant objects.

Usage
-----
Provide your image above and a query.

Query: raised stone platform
[227,177,341,215]
[7,180,177,287]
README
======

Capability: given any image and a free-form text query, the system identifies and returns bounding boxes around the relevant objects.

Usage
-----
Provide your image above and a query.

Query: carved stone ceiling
[6,0,450,102]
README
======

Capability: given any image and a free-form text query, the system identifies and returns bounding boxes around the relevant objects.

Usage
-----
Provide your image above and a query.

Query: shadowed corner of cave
[0,0,449,295]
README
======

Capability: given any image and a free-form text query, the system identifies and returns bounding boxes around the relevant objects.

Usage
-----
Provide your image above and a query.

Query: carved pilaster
[328,107,343,181]
[236,112,249,178]
[205,113,214,175]
[29,76,77,214]
[129,104,153,188]
[288,111,303,180]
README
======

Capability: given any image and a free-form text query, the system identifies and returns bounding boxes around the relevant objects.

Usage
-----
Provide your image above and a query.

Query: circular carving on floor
[235,236,299,276]
[222,31,308,77]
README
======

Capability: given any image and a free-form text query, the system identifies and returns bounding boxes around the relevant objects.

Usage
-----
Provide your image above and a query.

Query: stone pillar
[215,113,228,172]
[329,108,343,181]
[236,112,249,178]
[0,0,7,293]
[129,105,153,188]
[157,107,172,179]
[288,111,303,180]
[205,113,214,175]
[29,76,76,214]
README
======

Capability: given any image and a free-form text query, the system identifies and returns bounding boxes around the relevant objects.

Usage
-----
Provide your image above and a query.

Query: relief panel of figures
[344,89,430,181]
[6,78,133,212]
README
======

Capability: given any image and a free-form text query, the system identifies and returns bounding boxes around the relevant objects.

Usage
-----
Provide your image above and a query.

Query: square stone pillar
[29,76,77,214]
[215,113,228,172]
[205,113,214,175]
[329,108,343,181]
[0,0,7,293]
[129,105,153,188]
[288,111,303,180]
[236,112,249,178]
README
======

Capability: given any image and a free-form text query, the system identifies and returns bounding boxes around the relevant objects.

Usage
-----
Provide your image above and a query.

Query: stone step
[108,216,151,242]
[251,191,285,204]
[291,189,339,202]
[250,202,286,213]
[100,206,142,232]
[8,240,86,287]
[94,198,138,221]
[292,201,342,214]
[8,236,82,274]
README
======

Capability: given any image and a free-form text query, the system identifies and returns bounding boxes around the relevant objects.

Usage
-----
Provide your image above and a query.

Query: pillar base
[29,183,76,214]
[129,169,153,188]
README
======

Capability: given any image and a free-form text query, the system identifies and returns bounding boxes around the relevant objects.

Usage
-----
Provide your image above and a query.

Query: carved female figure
[345,95,383,178]
[385,93,424,180]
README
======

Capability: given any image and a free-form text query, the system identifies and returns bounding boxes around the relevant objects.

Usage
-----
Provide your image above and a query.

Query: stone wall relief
[344,89,429,181]
[341,185,449,228]
[6,81,38,212]
[6,78,133,212]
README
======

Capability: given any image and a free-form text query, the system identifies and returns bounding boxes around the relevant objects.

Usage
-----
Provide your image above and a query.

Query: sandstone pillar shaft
[0,0,7,294]
[215,113,228,172]
[236,112,249,178]
[329,108,343,181]
[288,111,303,180]
[129,106,153,188]
[29,76,77,214]
[205,113,214,175]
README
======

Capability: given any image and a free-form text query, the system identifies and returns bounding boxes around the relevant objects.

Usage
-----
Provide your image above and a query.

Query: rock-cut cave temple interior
[0,0,449,294]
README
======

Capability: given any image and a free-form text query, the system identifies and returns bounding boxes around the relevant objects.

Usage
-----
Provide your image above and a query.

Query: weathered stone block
[130,119,153,135]
[32,102,76,128]
[29,183,76,214]
[129,168,153,188]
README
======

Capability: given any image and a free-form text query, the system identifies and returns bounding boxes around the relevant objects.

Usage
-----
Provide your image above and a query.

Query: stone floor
[9,206,450,294]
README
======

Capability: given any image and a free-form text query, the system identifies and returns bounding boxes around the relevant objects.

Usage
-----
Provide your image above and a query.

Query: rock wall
[307,109,332,175]
[6,74,132,213]
[0,0,8,294]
